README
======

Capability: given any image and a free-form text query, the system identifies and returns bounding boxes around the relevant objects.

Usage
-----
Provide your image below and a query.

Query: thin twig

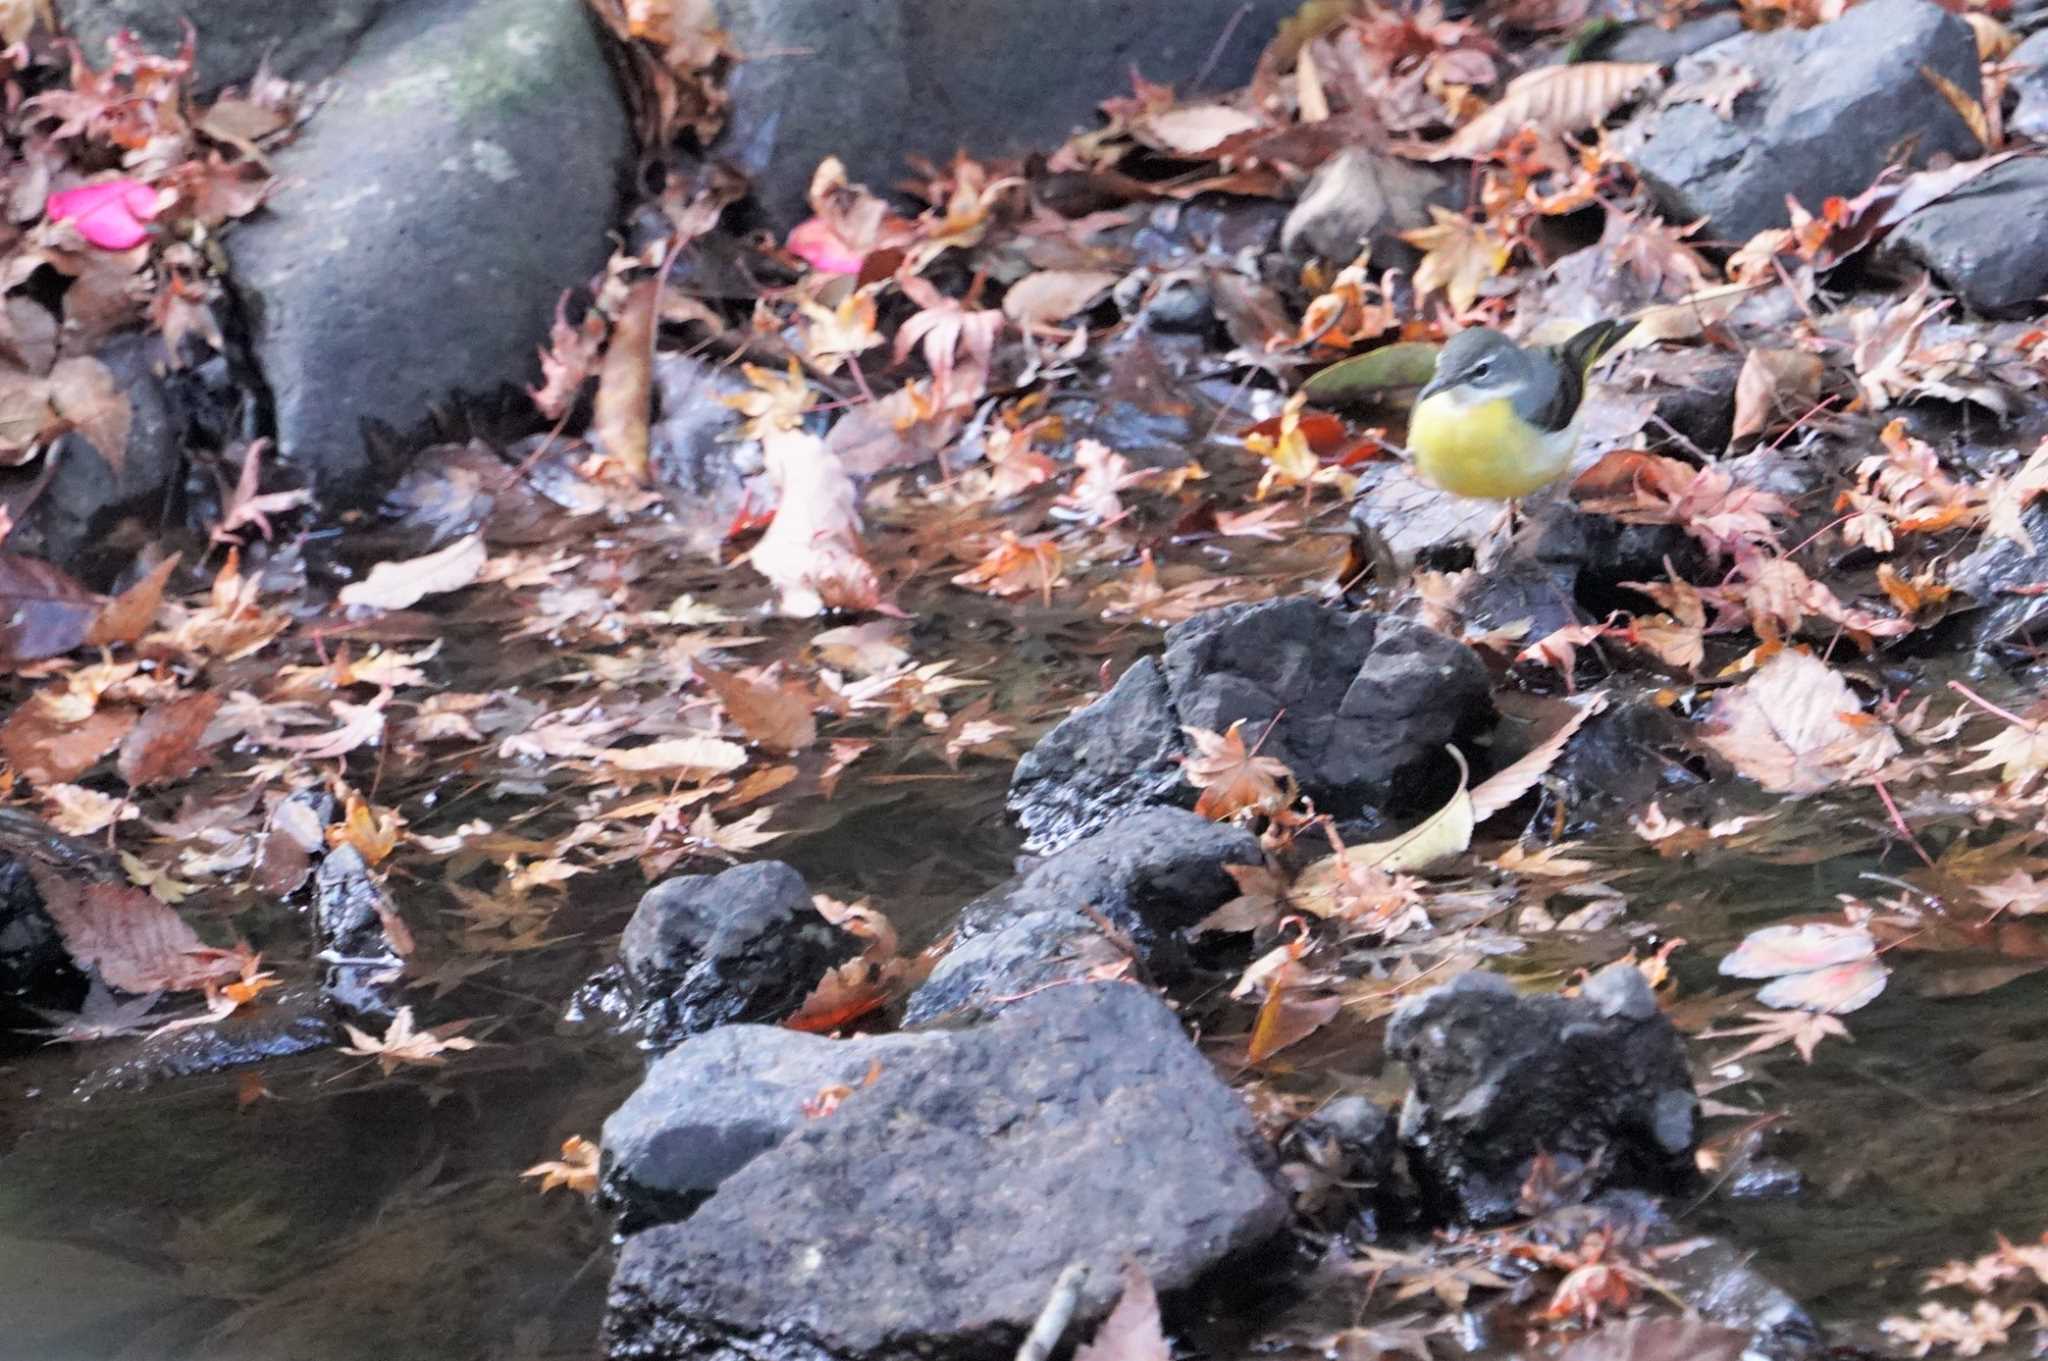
[1015,1262,1090,1361]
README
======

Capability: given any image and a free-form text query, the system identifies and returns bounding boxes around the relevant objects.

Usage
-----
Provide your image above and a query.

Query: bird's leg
[1474,498,1520,571]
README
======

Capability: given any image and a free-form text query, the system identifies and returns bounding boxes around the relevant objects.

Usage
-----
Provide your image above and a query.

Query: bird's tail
[1557,317,1638,376]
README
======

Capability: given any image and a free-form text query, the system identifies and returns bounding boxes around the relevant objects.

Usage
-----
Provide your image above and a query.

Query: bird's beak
[1416,372,1445,402]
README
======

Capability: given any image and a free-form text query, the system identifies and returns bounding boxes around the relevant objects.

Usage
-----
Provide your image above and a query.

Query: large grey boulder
[1008,599,1494,852]
[716,0,1299,226]
[225,0,629,492]
[1882,158,2048,318]
[602,982,1288,1361]
[56,0,392,92]
[1620,0,1982,246]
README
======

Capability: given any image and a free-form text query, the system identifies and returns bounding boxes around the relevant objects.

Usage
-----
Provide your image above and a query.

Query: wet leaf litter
[3,0,2048,1358]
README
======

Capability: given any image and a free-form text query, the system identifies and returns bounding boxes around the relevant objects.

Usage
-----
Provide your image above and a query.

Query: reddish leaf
[0,703,137,783]
[26,862,237,994]
[118,690,224,788]
[87,552,180,645]
[0,552,104,664]
[697,664,818,754]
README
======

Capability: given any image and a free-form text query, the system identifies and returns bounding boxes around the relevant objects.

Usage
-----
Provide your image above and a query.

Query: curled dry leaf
[1700,649,1900,795]
[337,532,486,612]
[1136,103,1262,157]
[590,276,659,481]
[86,552,180,645]
[1432,61,1664,161]
[0,701,136,783]
[1073,1261,1170,1361]
[1731,347,1824,441]
[48,355,131,472]
[339,1005,479,1073]
[600,735,749,777]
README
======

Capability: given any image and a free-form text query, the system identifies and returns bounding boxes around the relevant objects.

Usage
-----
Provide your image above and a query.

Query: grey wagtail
[1407,318,1636,501]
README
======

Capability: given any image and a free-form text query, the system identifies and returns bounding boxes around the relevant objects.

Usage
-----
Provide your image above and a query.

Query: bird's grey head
[1419,328,1536,403]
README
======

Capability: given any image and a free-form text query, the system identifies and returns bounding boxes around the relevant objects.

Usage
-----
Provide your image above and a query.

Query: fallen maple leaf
[1700,649,1900,795]
[522,1135,600,1196]
[696,663,817,754]
[1698,1008,1850,1064]
[339,1005,478,1074]
[211,438,311,544]
[1181,720,1293,820]
[1402,207,1512,315]
[118,690,223,788]
[1719,921,1888,1013]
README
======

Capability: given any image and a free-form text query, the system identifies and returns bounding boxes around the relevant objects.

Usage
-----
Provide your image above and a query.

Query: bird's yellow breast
[1408,391,1574,500]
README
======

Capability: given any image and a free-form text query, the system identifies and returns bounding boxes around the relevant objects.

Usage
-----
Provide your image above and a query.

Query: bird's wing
[1523,351,1583,434]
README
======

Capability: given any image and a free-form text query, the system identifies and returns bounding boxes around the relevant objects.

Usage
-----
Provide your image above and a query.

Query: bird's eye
[1471,359,1492,378]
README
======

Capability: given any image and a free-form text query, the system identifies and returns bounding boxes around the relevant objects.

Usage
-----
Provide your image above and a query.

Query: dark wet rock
[1955,502,2048,652]
[56,0,391,92]
[312,845,405,1021]
[1586,11,1744,65]
[1726,1157,1805,1200]
[1010,599,1494,852]
[648,353,767,552]
[1531,692,1706,829]
[959,807,1259,949]
[1281,148,1457,267]
[905,809,1260,1024]
[575,860,859,1052]
[0,853,81,1041]
[1882,158,2048,318]
[1455,504,1710,643]
[0,809,120,1039]
[1282,1095,1404,1235]
[1385,964,1700,1225]
[603,982,1288,1360]
[1658,1231,1824,1359]
[1620,0,1982,246]
[73,983,337,1097]
[900,908,1124,1027]
[225,0,628,492]
[0,334,184,589]
[2012,31,2048,141]
[718,0,1299,227]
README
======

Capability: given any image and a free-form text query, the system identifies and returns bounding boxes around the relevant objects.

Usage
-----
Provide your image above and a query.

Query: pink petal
[787,216,863,275]
[45,178,158,251]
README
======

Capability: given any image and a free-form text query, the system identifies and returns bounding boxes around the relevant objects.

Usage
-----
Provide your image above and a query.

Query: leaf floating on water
[26,862,239,995]
[1700,649,1899,796]
[1719,922,1888,1014]
[522,1135,599,1196]
[1469,694,1608,822]
[339,1005,478,1074]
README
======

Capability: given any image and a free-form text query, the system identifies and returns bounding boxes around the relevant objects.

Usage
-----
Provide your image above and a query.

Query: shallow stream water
[2,446,2043,1361]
